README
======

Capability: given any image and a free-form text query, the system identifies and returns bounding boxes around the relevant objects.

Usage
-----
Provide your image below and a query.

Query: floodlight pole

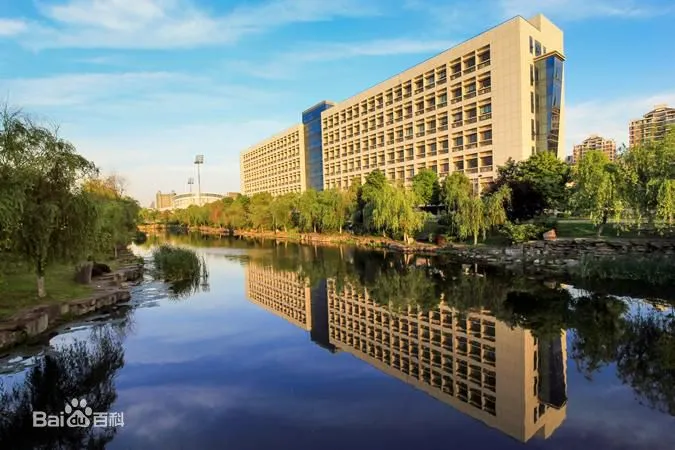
[188,177,194,194]
[194,155,204,206]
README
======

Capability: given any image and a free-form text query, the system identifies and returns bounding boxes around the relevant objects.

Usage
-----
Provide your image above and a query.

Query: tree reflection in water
[0,324,126,450]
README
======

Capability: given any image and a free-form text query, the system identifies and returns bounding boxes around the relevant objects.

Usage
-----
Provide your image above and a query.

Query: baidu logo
[33,398,125,429]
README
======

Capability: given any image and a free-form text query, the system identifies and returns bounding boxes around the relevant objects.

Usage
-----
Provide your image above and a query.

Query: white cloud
[0,18,27,36]
[231,38,454,80]
[500,0,673,21]
[566,90,675,153]
[4,0,383,50]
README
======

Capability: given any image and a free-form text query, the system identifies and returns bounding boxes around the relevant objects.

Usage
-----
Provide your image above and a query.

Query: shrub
[152,245,204,282]
[501,222,541,244]
[533,215,558,231]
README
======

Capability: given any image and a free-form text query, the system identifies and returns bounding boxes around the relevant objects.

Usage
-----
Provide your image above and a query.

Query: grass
[576,254,675,286]
[0,262,93,320]
[556,219,671,239]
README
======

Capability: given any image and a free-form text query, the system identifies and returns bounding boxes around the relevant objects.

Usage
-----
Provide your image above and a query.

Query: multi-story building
[572,135,617,163]
[303,101,336,191]
[240,101,334,196]
[629,104,675,147]
[326,279,567,443]
[321,14,565,191]
[155,191,175,210]
[240,125,307,196]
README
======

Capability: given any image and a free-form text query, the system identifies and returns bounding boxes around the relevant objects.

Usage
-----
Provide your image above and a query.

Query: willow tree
[571,150,620,236]
[656,179,675,230]
[270,192,297,232]
[318,188,353,234]
[6,115,99,297]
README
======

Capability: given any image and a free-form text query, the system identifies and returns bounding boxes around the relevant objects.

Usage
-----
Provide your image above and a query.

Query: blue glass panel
[534,55,563,157]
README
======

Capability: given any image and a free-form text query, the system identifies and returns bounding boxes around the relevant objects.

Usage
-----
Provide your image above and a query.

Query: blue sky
[1,0,674,206]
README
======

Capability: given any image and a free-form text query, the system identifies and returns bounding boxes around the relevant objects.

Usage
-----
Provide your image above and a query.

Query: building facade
[154,191,224,211]
[572,135,617,163]
[320,14,565,191]
[629,104,675,147]
[326,279,567,442]
[240,125,307,196]
[303,101,335,191]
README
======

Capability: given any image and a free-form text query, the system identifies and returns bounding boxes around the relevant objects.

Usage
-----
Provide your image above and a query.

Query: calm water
[1,234,674,450]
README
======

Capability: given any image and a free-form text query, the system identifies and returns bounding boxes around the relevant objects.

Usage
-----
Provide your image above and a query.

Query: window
[480,104,492,115]
[535,40,542,56]
[467,133,478,144]
[530,65,534,86]
[529,36,534,54]
[531,92,535,113]
[453,136,463,146]
[481,129,492,141]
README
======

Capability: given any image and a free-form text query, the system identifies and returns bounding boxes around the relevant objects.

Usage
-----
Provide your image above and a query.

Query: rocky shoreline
[0,262,143,352]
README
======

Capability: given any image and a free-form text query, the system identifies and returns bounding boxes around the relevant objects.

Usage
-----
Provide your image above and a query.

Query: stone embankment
[440,238,675,273]
[142,225,675,272]
[0,261,143,352]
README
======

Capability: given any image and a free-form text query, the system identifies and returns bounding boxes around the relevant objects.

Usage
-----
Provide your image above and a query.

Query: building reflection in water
[244,263,567,443]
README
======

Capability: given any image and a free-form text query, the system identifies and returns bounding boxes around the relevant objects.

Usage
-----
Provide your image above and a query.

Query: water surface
[1,235,674,450]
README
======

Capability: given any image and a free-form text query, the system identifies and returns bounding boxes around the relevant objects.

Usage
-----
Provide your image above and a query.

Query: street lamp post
[194,155,204,206]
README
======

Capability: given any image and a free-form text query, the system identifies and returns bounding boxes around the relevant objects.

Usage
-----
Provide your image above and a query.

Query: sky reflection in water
[1,237,674,450]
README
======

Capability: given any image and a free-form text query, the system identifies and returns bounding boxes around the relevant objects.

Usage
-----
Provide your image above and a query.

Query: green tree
[318,189,352,233]
[412,169,441,206]
[4,115,99,297]
[270,193,297,232]
[571,150,621,236]
[296,189,321,232]
[224,197,248,232]
[657,179,675,229]
[618,128,675,227]
[489,153,570,221]
[248,192,274,231]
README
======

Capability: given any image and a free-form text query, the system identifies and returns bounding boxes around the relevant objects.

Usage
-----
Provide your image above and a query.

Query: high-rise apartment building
[239,14,565,195]
[240,125,306,196]
[326,280,567,442]
[572,135,617,163]
[629,104,675,147]
[321,14,565,191]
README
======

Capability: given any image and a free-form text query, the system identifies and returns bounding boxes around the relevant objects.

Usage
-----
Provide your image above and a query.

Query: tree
[656,179,675,229]
[224,197,248,232]
[296,189,321,232]
[3,113,99,297]
[270,193,297,232]
[318,189,351,233]
[489,153,570,221]
[618,128,675,227]
[483,186,512,239]
[571,150,621,236]
[248,192,274,231]
[412,169,440,206]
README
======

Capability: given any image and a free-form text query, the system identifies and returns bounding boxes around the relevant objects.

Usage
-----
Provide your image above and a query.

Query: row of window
[322,45,492,130]
[322,74,492,135]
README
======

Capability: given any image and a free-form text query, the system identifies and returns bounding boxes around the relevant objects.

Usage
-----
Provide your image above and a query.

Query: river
[1,234,674,449]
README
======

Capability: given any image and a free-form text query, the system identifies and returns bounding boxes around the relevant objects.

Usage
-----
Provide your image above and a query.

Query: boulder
[92,262,112,277]
[543,229,557,241]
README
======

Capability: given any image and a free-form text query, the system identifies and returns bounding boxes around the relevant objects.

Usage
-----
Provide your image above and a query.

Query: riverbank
[0,253,144,352]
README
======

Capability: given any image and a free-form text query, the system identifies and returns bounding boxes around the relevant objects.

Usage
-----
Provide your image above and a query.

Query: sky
[1,0,674,206]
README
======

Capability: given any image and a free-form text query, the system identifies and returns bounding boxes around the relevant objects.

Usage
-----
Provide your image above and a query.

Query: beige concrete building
[572,135,617,163]
[326,279,567,442]
[629,104,675,147]
[240,125,307,196]
[321,14,565,191]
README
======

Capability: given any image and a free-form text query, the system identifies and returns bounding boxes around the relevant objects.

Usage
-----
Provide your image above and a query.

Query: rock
[92,262,112,277]
[543,229,557,241]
